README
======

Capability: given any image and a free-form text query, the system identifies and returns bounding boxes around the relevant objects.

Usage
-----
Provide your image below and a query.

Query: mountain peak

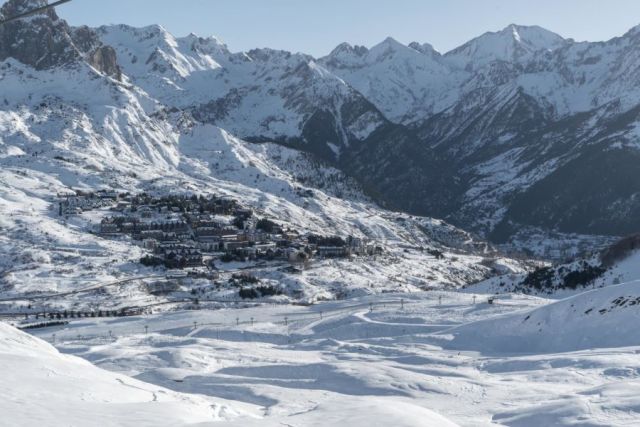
[505,24,522,42]
[408,41,440,56]
[444,24,566,69]
[179,33,229,55]
[368,37,413,57]
[325,37,443,69]
[498,23,565,46]
[322,42,368,69]
[373,36,406,51]
[622,23,640,39]
[329,42,368,57]
[0,0,78,70]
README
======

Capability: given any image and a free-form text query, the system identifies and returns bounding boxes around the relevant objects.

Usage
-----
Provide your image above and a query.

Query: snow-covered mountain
[468,234,640,298]
[320,25,640,243]
[0,0,120,76]
[319,37,460,124]
[444,24,568,71]
[7,3,640,425]
[319,25,568,124]
[87,17,640,245]
[0,0,517,306]
[2,0,640,303]
[95,23,388,161]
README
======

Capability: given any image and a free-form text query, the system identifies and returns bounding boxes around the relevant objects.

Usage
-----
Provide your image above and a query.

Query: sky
[56,0,640,57]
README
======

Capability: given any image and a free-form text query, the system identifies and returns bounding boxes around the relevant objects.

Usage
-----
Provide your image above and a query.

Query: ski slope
[0,322,257,426]
[1,312,459,426]
[443,280,640,354]
[15,283,640,427]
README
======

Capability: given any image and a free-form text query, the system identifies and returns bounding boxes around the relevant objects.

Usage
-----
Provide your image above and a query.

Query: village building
[95,192,322,269]
[317,245,349,258]
[196,240,221,252]
[138,206,154,218]
[145,281,180,295]
[142,238,159,251]
[99,221,120,235]
[96,190,119,200]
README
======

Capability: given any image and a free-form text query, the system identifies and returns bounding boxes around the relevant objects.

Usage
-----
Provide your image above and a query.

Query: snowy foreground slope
[0,322,257,426]
[1,319,459,426]
[19,286,640,427]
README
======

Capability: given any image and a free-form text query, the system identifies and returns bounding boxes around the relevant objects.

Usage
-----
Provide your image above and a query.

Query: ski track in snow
[11,286,640,426]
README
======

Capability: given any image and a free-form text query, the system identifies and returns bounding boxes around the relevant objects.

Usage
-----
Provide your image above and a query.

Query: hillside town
[59,191,383,271]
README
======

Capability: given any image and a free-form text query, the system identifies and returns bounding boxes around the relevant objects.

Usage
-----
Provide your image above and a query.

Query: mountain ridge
[2,0,640,253]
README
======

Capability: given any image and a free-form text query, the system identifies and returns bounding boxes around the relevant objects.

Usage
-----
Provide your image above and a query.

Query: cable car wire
[0,0,73,25]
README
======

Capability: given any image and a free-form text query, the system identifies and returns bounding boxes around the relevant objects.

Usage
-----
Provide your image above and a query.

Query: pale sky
[54,0,640,57]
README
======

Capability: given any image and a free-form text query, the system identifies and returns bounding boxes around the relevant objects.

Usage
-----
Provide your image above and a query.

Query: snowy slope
[26,291,640,427]
[320,38,463,123]
[0,322,255,426]
[96,23,388,156]
[444,24,568,70]
[467,244,640,298]
[442,279,640,354]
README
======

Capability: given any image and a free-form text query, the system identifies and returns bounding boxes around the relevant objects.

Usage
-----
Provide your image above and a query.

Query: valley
[2,0,640,425]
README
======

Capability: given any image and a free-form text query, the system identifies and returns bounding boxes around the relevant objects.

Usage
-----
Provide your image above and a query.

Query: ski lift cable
[0,0,73,25]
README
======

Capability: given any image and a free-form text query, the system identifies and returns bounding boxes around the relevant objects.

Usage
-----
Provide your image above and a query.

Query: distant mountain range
[3,0,640,246]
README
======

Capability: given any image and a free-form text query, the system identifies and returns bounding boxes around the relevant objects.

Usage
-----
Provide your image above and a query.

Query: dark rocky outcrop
[88,45,121,80]
[0,0,121,79]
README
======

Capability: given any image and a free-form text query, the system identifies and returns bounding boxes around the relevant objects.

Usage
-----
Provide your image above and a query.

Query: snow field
[20,286,640,426]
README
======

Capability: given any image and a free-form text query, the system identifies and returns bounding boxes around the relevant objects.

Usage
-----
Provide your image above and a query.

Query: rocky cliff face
[0,0,121,79]
[0,0,79,69]
[88,45,121,80]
